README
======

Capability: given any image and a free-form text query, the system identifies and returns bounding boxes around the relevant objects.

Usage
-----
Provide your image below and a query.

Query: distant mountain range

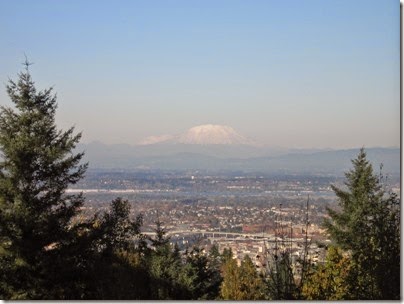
[76,142,399,177]
[76,124,399,176]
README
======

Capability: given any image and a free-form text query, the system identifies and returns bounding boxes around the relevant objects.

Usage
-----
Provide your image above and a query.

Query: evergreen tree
[324,148,400,300]
[238,255,266,300]
[266,251,297,300]
[81,198,149,300]
[149,216,170,250]
[0,63,87,299]
[145,219,191,299]
[220,247,234,263]
[220,254,266,300]
[302,246,351,300]
[183,246,222,299]
[220,256,242,299]
[209,243,220,260]
[94,197,143,254]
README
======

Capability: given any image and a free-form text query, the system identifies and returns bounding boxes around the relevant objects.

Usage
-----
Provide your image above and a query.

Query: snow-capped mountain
[177,124,252,145]
[138,134,175,145]
[138,124,255,146]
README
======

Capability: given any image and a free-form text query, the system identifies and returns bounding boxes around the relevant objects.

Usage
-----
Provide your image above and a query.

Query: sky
[0,0,400,149]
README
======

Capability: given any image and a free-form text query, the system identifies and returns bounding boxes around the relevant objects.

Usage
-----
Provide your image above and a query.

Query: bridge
[142,229,302,242]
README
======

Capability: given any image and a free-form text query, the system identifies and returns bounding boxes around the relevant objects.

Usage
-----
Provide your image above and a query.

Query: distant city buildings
[68,170,378,275]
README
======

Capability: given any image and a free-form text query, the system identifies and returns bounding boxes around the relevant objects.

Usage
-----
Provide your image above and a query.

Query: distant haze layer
[77,140,400,177]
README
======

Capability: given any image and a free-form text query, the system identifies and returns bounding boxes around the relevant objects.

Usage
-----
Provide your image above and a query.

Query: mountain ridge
[76,142,399,176]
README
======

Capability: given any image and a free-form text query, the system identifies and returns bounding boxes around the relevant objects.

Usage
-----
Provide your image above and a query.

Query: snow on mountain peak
[178,124,250,145]
[138,134,175,145]
[138,124,254,146]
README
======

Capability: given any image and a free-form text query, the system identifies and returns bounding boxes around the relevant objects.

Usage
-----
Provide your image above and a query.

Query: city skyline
[0,0,400,149]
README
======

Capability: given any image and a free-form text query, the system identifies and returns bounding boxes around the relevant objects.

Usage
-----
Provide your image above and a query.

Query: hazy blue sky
[0,0,400,148]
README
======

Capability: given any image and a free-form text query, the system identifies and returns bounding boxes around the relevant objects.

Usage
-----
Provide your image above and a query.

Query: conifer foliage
[324,148,400,300]
[302,246,351,300]
[220,254,266,300]
[0,63,87,298]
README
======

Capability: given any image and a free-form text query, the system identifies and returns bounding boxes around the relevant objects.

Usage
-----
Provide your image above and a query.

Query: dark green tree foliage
[80,198,149,300]
[183,246,222,299]
[0,64,87,299]
[373,192,400,299]
[93,197,143,254]
[324,148,400,300]
[220,247,234,263]
[149,217,170,250]
[143,221,223,300]
[209,243,220,259]
[145,219,188,299]
[0,66,149,300]
[207,244,223,296]
[267,251,297,300]
[38,197,148,300]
